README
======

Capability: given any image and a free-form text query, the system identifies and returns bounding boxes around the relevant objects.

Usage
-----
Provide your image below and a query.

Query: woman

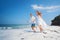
[36,11,47,32]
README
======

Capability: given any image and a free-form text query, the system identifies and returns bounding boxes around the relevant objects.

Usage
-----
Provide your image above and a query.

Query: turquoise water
[0,24,30,29]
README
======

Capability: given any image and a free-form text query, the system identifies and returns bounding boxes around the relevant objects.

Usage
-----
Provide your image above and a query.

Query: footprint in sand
[49,30,60,34]
[21,38,24,40]
[43,35,54,39]
[43,32,47,34]
[43,35,47,38]
[53,30,59,34]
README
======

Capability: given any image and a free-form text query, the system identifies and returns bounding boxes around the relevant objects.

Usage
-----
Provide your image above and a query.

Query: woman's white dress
[37,16,48,28]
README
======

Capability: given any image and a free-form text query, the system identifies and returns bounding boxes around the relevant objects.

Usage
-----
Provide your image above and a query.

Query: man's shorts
[31,24,35,27]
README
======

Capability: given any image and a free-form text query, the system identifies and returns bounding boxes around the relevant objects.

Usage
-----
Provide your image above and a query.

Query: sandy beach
[0,26,60,40]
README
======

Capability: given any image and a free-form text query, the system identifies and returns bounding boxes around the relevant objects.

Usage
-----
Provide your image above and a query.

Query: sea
[0,24,31,29]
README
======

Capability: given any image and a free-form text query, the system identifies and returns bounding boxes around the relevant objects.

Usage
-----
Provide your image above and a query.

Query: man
[30,13,36,32]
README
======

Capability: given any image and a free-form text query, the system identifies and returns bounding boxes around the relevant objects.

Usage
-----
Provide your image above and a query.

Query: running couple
[30,11,48,32]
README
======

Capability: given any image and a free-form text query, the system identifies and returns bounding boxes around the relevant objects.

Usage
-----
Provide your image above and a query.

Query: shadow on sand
[24,30,40,33]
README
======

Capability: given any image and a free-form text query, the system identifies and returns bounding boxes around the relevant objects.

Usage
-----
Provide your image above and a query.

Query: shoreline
[0,26,60,40]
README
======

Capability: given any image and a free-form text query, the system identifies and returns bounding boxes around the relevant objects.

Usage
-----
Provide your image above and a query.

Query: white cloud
[31,5,60,12]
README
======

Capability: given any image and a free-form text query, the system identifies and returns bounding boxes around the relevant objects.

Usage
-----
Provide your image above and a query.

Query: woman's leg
[38,25,43,32]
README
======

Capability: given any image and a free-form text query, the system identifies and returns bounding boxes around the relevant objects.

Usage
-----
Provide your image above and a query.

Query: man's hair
[30,13,33,16]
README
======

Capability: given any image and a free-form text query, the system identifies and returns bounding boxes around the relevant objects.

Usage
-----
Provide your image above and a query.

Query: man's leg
[32,27,36,32]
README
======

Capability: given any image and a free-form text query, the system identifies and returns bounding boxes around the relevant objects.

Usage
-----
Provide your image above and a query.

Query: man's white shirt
[30,16,36,24]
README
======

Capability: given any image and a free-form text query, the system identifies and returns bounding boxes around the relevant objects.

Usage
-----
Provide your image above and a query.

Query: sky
[0,0,60,25]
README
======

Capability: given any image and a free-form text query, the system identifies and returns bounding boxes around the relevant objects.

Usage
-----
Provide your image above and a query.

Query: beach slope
[0,26,60,40]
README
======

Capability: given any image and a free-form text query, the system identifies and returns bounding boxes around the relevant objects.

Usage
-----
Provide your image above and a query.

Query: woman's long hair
[36,11,42,17]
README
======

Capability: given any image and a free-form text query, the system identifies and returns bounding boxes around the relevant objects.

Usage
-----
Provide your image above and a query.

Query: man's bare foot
[33,31,36,32]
